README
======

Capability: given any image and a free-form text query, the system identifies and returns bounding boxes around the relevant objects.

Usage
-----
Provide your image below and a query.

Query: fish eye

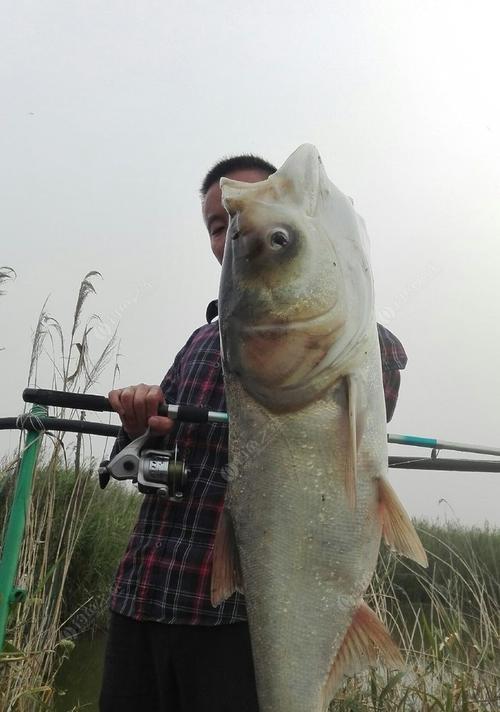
[268,229,290,250]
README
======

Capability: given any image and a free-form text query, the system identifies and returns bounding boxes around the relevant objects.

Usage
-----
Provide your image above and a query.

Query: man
[99,154,407,711]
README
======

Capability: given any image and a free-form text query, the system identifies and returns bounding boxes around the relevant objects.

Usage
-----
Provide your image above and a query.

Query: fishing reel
[98,428,189,499]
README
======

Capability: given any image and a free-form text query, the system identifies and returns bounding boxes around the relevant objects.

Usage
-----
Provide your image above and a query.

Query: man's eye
[211,226,225,237]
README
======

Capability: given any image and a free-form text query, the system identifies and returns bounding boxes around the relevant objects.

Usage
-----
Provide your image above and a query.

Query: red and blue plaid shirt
[109,301,407,625]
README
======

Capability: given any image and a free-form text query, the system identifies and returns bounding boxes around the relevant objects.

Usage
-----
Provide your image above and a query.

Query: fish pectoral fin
[210,509,244,607]
[344,374,358,511]
[321,601,403,707]
[378,476,428,567]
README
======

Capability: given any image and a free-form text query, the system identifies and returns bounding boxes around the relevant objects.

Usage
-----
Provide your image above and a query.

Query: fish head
[219,144,374,410]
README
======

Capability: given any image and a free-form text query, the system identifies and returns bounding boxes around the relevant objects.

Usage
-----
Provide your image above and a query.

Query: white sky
[1,0,499,525]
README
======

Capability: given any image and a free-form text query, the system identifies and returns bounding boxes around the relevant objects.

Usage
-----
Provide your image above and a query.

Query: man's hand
[108,384,174,440]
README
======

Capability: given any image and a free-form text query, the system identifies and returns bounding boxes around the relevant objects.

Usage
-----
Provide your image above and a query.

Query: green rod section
[389,434,438,448]
[0,404,46,652]
[388,433,500,457]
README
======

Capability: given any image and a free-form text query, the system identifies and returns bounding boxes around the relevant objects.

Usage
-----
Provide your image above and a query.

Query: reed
[1,271,499,710]
[0,272,120,711]
[331,522,500,710]
[3,466,499,710]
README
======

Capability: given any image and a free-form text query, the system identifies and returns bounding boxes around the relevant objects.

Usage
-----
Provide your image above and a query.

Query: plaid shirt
[109,301,407,625]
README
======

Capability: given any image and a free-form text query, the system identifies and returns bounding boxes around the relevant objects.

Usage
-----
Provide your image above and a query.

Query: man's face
[202,168,271,265]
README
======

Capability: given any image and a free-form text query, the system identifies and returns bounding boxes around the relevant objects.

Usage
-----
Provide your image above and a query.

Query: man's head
[201,155,277,264]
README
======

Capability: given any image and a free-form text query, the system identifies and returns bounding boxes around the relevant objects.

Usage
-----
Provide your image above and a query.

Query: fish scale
[224,353,383,711]
[212,144,427,712]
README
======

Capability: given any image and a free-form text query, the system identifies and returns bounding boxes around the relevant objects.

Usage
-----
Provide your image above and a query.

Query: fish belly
[224,374,385,712]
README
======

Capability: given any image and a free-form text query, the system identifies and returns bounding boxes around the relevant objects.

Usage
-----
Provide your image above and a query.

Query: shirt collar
[206,299,219,323]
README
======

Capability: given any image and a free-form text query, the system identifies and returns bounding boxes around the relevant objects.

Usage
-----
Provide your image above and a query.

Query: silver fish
[212,144,427,712]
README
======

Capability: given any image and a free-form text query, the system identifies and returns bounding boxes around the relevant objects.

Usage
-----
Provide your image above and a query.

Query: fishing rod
[388,434,500,458]
[22,388,500,458]
[0,414,118,437]
[1,390,499,652]
[1,409,499,475]
[2,414,500,472]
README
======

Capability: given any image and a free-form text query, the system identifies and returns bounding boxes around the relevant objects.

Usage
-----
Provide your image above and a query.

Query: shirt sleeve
[382,368,401,423]
[159,348,183,405]
[108,426,132,461]
[377,323,407,423]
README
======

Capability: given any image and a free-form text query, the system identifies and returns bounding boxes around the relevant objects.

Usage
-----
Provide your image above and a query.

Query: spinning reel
[98,428,190,499]
[20,389,230,501]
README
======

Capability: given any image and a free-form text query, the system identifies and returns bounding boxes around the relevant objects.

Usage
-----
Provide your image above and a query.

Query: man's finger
[132,384,150,428]
[145,386,164,421]
[120,387,136,418]
[148,416,175,435]
[108,389,124,417]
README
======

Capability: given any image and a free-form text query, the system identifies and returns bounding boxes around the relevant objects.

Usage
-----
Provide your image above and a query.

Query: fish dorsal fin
[221,143,323,218]
[378,477,428,567]
[272,143,323,216]
[211,509,244,606]
[344,374,358,511]
[321,601,403,709]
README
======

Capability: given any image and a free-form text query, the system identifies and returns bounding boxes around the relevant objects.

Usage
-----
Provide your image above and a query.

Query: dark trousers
[99,612,260,712]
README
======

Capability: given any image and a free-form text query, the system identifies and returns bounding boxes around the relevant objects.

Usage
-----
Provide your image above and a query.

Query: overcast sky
[1,0,499,525]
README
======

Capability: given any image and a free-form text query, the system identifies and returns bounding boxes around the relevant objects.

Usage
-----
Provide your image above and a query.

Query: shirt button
[155,542,162,549]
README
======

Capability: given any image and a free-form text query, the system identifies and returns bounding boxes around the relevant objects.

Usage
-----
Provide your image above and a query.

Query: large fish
[212,144,427,712]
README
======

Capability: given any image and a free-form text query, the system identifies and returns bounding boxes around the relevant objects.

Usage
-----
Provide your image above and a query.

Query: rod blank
[3,415,500,472]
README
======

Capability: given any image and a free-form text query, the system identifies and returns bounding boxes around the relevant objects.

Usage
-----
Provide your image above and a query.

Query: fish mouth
[230,305,345,394]
[242,305,341,335]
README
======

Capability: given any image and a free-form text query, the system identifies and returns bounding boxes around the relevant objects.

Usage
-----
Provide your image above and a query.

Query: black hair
[200,154,277,196]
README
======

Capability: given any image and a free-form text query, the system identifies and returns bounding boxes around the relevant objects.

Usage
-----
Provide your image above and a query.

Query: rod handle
[23,388,189,420]
[23,388,112,412]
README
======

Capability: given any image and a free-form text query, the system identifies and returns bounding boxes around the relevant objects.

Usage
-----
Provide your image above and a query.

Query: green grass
[0,462,140,711]
[1,464,140,630]
[328,521,500,710]
[53,468,140,629]
[0,270,128,711]
[2,464,499,710]
[390,520,500,608]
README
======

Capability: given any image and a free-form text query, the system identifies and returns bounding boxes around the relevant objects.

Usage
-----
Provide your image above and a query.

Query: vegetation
[0,464,139,711]
[2,459,499,711]
[0,465,140,629]
[0,271,125,711]
[328,522,500,710]
[56,470,139,628]
[1,272,499,709]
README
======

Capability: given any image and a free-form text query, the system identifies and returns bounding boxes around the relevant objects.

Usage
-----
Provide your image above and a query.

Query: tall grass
[330,523,500,710]
[23,482,500,711]
[0,266,16,295]
[2,490,500,711]
[0,267,16,352]
[1,271,499,710]
[55,468,139,628]
[0,272,122,711]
